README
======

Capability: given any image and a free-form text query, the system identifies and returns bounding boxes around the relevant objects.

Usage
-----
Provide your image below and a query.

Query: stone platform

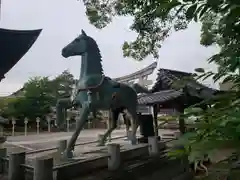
[3,129,178,166]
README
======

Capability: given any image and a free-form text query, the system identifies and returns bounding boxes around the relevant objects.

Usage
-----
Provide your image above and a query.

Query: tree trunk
[178,107,185,134]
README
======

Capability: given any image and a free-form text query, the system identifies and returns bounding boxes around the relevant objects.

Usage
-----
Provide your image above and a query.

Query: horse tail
[131,83,150,94]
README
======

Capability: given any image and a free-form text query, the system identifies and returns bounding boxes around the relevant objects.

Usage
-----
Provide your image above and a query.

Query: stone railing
[1,115,109,137]
[0,137,193,180]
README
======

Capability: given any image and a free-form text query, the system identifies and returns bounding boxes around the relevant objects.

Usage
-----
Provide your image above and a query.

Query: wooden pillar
[153,104,159,136]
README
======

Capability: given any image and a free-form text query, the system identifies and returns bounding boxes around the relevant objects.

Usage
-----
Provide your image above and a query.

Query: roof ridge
[158,68,193,76]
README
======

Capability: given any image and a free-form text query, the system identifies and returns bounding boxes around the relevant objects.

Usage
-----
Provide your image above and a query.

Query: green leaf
[168,0,182,9]
[175,5,185,16]
[222,76,233,84]
[193,4,205,21]
[199,4,209,19]
[194,68,205,73]
[186,4,198,20]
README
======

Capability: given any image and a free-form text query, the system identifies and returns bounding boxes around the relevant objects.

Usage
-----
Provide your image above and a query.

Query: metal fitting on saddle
[87,90,93,106]
[87,90,93,95]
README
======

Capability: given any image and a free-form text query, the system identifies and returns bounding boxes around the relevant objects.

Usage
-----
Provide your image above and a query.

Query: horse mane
[87,36,104,75]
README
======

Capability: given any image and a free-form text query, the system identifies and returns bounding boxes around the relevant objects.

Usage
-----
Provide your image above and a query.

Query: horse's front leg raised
[63,103,90,159]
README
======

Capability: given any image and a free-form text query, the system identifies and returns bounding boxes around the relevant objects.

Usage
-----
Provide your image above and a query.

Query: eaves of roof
[138,89,183,106]
[151,68,218,100]
[0,28,42,80]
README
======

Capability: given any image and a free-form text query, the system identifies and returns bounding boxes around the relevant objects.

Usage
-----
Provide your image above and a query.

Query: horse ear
[81,29,87,36]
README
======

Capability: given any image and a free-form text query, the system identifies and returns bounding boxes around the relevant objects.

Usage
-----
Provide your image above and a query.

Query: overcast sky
[0,0,218,96]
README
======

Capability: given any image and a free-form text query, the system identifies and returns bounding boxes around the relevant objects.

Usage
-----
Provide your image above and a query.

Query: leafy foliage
[82,0,240,70]
[83,0,189,60]
[0,70,76,121]
[81,0,240,168]
[48,70,76,101]
[171,90,240,163]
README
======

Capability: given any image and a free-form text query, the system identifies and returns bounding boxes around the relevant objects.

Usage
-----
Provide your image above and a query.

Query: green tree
[0,97,23,118]
[20,76,53,119]
[82,0,240,171]
[0,70,77,121]
[83,0,189,60]
[0,77,53,121]
[82,0,239,68]
[50,70,76,101]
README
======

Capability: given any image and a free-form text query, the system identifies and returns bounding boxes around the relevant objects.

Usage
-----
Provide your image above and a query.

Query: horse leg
[63,103,90,159]
[97,110,119,146]
[123,113,131,140]
[127,108,139,145]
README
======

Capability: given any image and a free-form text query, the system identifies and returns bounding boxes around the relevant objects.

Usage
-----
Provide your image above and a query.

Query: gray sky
[0,0,218,96]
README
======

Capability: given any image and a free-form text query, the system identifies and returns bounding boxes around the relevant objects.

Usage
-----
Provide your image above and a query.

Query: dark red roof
[0,28,42,81]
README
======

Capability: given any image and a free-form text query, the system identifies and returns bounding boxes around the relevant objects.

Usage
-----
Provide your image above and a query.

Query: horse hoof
[62,151,73,159]
[96,142,105,147]
[130,137,137,145]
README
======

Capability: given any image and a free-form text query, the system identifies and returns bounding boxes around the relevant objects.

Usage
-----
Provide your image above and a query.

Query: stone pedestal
[148,136,159,156]
[8,152,26,180]
[108,143,120,171]
[0,148,6,173]
[138,114,158,143]
[0,136,6,149]
[34,157,53,180]
[58,140,67,155]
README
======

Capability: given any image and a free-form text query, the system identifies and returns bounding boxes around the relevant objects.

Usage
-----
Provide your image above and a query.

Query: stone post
[24,117,28,136]
[87,119,91,129]
[148,136,159,156]
[36,117,40,134]
[75,111,80,129]
[127,130,132,140]
[11,118,16,136]
[66,109,72,131]
[117,113,122,129]
[58,140,67,155]
[0,148,6,173]
[107,113,111,142]
[0,136,6,148]
[107,143,121,171]
[0,125,3,136]
[98,134,104,143]
[33,157,53,180]
[54,114,57,127]
[8,152,26,180]
[66,117,70,132]
[46,116,51,133]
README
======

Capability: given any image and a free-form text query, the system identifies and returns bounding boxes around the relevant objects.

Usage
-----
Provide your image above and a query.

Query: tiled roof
[151,68,218,99]
[137,90,183,105]
[0,28,42,80]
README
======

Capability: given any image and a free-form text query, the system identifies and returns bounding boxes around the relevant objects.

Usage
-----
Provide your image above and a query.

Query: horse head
[62,30,90,58]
